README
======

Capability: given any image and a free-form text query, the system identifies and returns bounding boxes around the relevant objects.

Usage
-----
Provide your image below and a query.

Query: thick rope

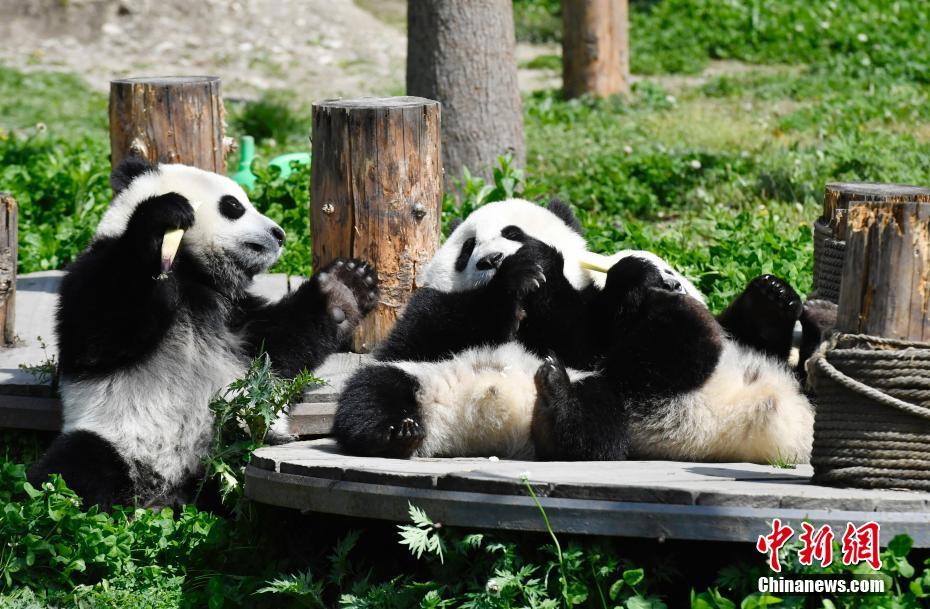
[811,219,844,303]
[810,333,930,491]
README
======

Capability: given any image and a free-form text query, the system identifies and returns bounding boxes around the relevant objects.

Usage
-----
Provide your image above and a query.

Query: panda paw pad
[318,258,379,338]
[748,274,802,322]
[386,417,425,454]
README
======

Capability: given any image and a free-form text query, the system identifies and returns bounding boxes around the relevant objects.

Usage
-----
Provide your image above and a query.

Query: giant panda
[28,158,379,510]
[531,255,813,463]
[333,198,816,463]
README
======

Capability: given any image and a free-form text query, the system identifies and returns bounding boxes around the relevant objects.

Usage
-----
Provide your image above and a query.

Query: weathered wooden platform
[0,271,355,434]
[246,439,930,545]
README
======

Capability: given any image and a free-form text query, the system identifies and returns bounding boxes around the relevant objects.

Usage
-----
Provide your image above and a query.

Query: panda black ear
[547,198,584,235]
[110,157,157,196]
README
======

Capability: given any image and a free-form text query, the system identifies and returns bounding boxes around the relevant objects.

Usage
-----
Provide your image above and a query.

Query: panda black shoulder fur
[28,159,379,510]
[333,198,817,463]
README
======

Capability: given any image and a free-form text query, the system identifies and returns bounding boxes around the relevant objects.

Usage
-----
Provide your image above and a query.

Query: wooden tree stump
[814,183,930,303]
[835,197,930,341]
[109,76,225,172]
[407,0,524,187]
[0,194,15,347]
[310,97,442,353]
[561,0,630,98]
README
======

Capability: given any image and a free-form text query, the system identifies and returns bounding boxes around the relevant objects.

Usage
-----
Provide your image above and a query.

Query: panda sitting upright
[28,159,379,510]
[334,198,817,463]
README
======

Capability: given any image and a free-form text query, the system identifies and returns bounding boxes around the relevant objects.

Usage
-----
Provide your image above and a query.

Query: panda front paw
[130,192,196,236]
[606,257,667,294]
[317,258,379,341]
[493,247,547,301]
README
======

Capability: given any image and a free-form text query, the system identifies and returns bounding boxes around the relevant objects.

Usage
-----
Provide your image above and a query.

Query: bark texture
[109,76,225,172]
[836,198,930,342]
[561,0,629,98]
[407,0,524,187]
[311,97,442,353]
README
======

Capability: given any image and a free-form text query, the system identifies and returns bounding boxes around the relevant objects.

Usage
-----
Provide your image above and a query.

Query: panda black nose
[476,252,503,271]
[270,226,286,246]
[664,277,682,292]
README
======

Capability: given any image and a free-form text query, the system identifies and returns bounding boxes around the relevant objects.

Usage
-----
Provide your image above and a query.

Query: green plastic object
[269,152,310,179]
[230,135,257,190]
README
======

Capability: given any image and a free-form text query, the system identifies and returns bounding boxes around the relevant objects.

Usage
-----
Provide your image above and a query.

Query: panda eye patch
[455,237,476,272]
[501,225,526,242]
[219,195,246,220]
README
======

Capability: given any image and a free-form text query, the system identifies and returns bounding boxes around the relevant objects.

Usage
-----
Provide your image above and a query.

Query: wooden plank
[245,465,930,546]
[249,439,930,514]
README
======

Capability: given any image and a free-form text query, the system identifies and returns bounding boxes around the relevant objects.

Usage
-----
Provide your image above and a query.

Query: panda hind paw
[534,354,571,410]
[746,274,803,323]
[384,417,425,457]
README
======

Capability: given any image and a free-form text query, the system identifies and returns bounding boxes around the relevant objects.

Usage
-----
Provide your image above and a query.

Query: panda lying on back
[29,159,378,509]
[334,199,818,463]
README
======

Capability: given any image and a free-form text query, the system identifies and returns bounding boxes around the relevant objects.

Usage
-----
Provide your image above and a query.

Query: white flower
[857,33,868,43]
[519,471,532,481]
[819,20,830,29]
[794,24,804,33]
[690,159,702,170]
[488,455,499,462]
[665,95,677,106]
[623,145,633,155]
[861,56,872,66]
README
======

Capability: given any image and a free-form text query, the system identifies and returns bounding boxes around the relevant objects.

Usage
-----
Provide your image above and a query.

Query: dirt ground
[0,0,562,101]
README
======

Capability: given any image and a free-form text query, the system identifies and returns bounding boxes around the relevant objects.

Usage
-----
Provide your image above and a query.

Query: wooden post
[311,97,442,353]
[109,76,225,172]
[561,0,630,98]
[814,183,930,302]
[835,197,930,342]
[0,194,15,347]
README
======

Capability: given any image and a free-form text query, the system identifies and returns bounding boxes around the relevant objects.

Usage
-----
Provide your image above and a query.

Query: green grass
[515,0,930,83]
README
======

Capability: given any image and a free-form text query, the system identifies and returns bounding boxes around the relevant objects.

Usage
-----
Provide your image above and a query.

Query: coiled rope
[810,333,930,490]
[811,219,844,303]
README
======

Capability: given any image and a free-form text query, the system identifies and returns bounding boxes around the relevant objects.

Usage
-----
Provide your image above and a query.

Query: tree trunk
[836,199,930,342]
[0,193,15,346]
[813,182,930,302]
[561,0,629,98]
[310,97,442,353]
[109,76,225,172]
[407,0,524,188]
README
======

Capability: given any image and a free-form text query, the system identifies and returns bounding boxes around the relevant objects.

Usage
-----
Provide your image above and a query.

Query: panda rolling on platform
[334,198,818,463]
[532,256,814,463]
[29,159,378,510]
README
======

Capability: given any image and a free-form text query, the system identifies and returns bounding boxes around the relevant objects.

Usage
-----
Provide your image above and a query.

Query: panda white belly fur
[385,338,812,464]
[628,339,814,463]
[61,312,248,491]
[388,342,593,459]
